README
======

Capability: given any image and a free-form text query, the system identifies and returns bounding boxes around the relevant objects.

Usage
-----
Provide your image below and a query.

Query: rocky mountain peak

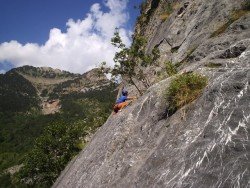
[82,68,109,82]
[12,65,77,79]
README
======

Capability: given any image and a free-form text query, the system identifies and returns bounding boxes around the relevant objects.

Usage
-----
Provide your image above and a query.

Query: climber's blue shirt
[116,95,127,104]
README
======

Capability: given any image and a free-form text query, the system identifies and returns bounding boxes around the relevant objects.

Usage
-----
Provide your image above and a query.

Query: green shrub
[0,173,28,188]
[152,46,160,61]
[166,3,173,14]
[19,121,86,186]
[0,173,12,188]
[41,89,48,97]
[210,9,250,38]
[159,3,173,21]
[165,61,178,76]
[243,1,250,10]
[166,73,208,113]
[205,62,222,68]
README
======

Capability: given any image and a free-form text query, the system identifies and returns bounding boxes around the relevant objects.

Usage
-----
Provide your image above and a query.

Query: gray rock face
[53,67,249,188]
[53,0,250,187]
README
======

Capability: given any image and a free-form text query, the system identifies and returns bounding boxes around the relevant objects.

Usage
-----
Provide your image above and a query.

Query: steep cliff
[53,0,250,187]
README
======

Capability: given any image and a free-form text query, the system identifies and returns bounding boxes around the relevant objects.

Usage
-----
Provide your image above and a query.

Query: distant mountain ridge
[13,65,78,79]
[0,65,111,114]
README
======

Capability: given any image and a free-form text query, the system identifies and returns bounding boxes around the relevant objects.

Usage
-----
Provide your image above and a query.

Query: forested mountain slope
[0,66,117,187]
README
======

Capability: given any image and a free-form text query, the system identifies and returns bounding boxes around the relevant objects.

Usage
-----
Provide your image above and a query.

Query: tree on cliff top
[101,28,160,95]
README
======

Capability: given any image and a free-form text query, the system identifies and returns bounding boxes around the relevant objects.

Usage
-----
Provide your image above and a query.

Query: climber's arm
[127,96,137,100]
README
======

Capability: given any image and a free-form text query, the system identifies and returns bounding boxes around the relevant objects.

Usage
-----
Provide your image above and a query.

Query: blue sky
[0,0,142,73]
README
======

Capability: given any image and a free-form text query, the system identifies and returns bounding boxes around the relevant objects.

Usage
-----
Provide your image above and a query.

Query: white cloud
[0,0,131,73]
[0,69,6,74]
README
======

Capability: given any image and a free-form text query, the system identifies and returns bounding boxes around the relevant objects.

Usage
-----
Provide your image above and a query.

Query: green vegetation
[243,1,250,10]
[17,86,117,186]
[166,73,208,114]
[60,85,116,120]
[205,62,223,68]
[101,29,160,94]
[210,6,250,38]
[152,46,161,62]
[135,0,148,29]
[0,173,14,188]
[165,3,173,14]
[165,61,178,76]
[0,113,62,172]
[137,0,161,30]
[159,3,173,21]
[41,89,48,97]
[19,121,86,186]
[0,71,39,113]
[0,68,117,187]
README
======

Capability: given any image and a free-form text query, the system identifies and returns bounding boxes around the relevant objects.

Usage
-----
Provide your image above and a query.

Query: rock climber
[113,90,136,114]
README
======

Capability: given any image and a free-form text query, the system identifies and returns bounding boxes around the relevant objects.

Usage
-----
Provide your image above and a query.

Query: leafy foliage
[0,66,117,187]
[19,121,85,186]
[0,113,62,172]
[152,46,160,61]
[166,73,208,114]
[0,173,14,188]
[165,2,173,14]
[40,89,48,97]
[165,61,178,76]
[60,84,116,117]
[102,29,160,94]
[0,112,64,187]
[0,71,39,113]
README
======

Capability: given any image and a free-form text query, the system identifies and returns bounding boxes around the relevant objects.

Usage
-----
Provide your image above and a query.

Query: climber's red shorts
[113,101,129,113]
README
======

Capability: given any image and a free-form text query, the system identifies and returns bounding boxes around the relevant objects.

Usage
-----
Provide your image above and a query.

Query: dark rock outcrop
[53,0,250,187]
